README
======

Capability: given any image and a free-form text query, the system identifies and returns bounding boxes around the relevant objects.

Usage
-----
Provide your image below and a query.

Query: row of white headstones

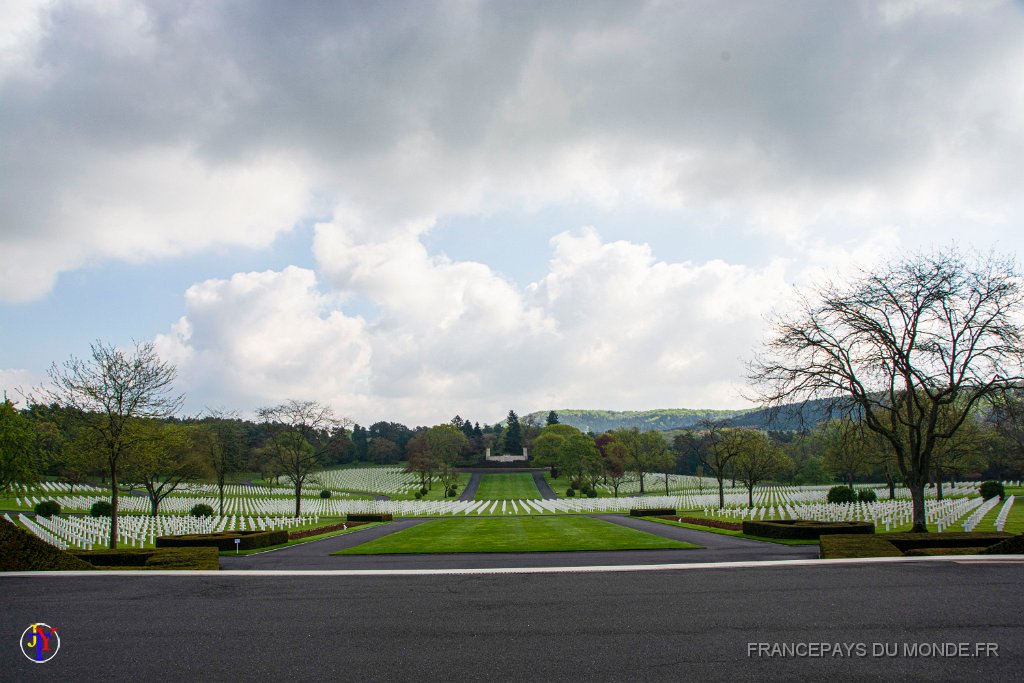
[12,512,317,550]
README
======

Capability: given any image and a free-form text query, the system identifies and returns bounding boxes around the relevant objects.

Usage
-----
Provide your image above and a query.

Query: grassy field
[474,473,542,500]
[336,516,700,554]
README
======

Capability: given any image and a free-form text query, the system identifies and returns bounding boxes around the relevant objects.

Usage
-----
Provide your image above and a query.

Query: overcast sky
[2,0,1023,426]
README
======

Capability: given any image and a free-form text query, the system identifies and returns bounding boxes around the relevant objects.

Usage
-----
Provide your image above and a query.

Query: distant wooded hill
[526,399,841,434]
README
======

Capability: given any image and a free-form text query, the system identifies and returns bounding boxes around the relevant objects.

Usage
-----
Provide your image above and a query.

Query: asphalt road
[218,515,819,570]
[3,561,1021,681]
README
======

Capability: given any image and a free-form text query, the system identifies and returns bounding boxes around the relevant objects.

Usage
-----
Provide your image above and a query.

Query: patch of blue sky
[422,202,780,287]
[0,219,321,373]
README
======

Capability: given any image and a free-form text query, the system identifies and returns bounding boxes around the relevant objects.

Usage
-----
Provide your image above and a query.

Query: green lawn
[474,473,541,500]
[336,516,700,554]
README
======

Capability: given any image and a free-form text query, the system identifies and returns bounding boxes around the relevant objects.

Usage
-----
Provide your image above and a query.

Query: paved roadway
[3,560,1022,681]
[218,515,819,570]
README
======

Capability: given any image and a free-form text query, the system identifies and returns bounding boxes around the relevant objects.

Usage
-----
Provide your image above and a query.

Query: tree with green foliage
[405,431,436,490]
[426,423,469,466]
[0,397,37,492]
[546,411,560,426]
[731,430,792,507]
[751,248,1024,532]
[609,427,667,494]
[42,340,183,548]
[352,424,368,461]
[819,419,875,488]
[123,420,203,516]
[197,410,246,516]
[595,433,631,497]
[502,410,522,454]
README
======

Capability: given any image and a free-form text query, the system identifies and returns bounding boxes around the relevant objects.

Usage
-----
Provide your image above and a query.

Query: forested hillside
[522,408,752,434]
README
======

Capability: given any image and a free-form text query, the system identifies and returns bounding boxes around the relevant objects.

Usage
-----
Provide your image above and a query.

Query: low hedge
[74,547,220,570]
[156,529,288,551]
[980,533,1024,554]
[820,532,1013,559]
[659,516,743,531]
[348,513,393,522]
[631,508,675,517]
[742,519,875,540]
[903,547,990,556]
[0,517,95,571]
[289,521,368,541]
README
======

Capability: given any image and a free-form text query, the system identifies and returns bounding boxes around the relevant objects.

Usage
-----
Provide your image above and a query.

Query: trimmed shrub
[587,489,597,498]
[820,531,1012,559]
[320,489,333,499]
[565,488,576,497]
[743,519,874,540]
[660,516,744,531]
[630,508,675,517]
[827,486,857,504]
[190,503,214,518]
[980,533,1024,554]
[90,500,113,517]
[348,513,393,523]
[0,517,95,571]
[446,487,458,498]
[979,480,1005,501]
[857,489,878,503]
[414,491,423,500]
[74,547,219,570]
[34,500,61,518]
[420,487,428,496]
[156,529,288,551]
[903,547,989,556]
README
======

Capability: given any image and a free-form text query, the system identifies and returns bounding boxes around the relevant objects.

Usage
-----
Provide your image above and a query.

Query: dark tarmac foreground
[3,560,1022,682]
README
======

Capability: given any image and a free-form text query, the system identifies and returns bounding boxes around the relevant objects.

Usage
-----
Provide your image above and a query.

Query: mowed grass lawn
[336,516,700,554]
[474,473,541,500]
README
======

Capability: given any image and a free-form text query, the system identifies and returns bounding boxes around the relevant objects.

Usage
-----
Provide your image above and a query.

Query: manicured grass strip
[644,517,820,546]
[474,473,542,500]
[336,516,699,554]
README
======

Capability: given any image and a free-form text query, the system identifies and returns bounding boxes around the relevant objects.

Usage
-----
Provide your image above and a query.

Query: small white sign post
[234,538,240,554]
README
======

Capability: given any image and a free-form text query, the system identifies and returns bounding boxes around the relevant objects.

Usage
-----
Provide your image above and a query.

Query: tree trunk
[639,470,645,494]
[294,483,302,517]
[717,476,725,509]
[109,462,119,550]
[150,496,159,517]
[909,481,928,533]
[664,472,669,496]
[747,484,754,508]
[887,474,896,500]
[936,473,944,501]
[219,478,226,516]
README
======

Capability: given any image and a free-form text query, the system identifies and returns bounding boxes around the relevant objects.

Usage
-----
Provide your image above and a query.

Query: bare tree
[257,399,343,517]
[41,340,183,548]
[695,420,749,509]
[750,249,1024,532]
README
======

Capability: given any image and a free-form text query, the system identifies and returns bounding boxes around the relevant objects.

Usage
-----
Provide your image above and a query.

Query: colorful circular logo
[20,623,60,663]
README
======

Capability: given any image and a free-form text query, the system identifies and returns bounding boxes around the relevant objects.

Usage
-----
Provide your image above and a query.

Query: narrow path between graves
[458,473,483,501]
[532,472,557,500]
[590,514,819,562]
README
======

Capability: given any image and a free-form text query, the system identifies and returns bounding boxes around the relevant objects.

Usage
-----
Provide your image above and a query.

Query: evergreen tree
[546,411,560,426]
[352,424,369,461]
[503,410,522,454]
